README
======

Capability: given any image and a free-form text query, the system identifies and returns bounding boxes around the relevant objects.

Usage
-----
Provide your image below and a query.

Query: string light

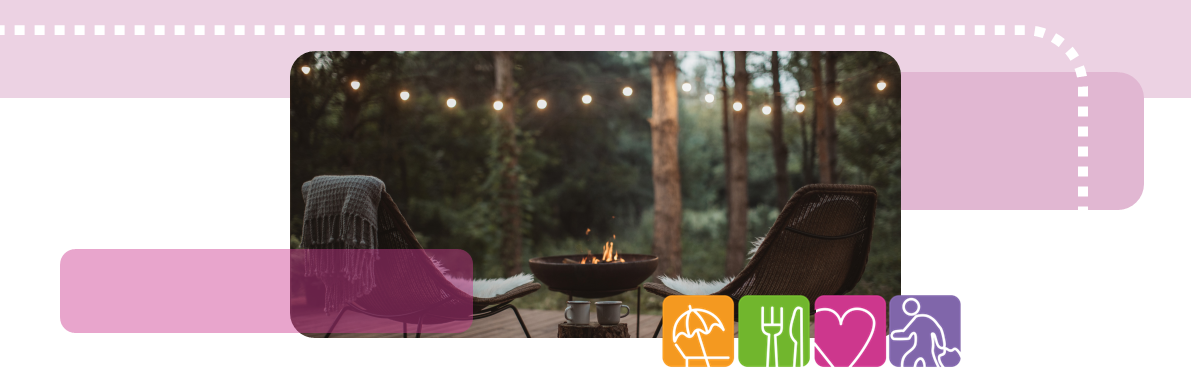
[704,94,714,103]
[833,96,843,106]
[350,81,360,90]
[582,94,592,104]
[762,105,772,115]
[681,82,692,92]
[733,102,743,111]
[447,98,457,108]
[622,87,633,96]
[537,99,547,109]
[795,103,805,113]
[493,100,503,110]
[877,80,887,91]
[399,91,410,101]
[300,66,310,75]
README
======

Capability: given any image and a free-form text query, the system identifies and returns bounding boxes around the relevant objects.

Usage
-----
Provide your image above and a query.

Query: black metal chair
[645,184,877,337]
[315,190,540,338]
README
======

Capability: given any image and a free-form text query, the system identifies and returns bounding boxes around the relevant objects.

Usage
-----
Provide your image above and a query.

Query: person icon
[889,297,962,367]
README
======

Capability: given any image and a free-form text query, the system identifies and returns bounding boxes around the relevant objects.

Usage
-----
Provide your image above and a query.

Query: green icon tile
[739,295,811,367]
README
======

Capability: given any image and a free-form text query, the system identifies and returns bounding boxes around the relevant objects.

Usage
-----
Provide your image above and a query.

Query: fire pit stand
[528,254,659,338]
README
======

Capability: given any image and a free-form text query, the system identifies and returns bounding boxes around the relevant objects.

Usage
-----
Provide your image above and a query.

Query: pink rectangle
[61,249,296,332]
[902,72,1142,210]
[61,249,474,334]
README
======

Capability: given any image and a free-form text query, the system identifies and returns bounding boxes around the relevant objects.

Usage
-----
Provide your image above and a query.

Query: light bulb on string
[399,91,410,101]
[350,81,360,90]
[795,103,806,113]
[762,105,772,115]
[833,96,843,106]
[733,101,743,111]
[622,87,633,97]
[704,94,714,103]
[877,81,887,91]
[447,98,457,108]
[681,82,692,92]
[582,94,592,104]
[493,101,503,110]
[300,66,310,75]
[537,99,547,109]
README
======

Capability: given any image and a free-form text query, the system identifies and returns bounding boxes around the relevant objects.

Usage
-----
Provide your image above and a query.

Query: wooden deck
[296,308,755,338]
[296,308,663,338]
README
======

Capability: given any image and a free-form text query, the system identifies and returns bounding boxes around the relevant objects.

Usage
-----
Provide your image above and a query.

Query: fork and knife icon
[760,306,805,367]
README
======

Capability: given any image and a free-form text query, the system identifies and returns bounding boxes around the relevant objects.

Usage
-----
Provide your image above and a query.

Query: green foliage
[291,51,900,310]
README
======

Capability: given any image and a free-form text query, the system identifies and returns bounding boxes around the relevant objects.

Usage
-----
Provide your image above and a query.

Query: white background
[1,98,1187,376]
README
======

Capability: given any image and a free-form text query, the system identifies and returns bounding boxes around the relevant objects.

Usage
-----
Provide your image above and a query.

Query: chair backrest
[313,190,472,318]
[718,184,877,309]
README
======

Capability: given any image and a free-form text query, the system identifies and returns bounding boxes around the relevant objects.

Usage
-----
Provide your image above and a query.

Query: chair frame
[310,187,540,338]
[645,184,878,337]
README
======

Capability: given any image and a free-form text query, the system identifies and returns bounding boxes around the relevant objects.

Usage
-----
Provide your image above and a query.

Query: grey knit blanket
[300,175,386,315]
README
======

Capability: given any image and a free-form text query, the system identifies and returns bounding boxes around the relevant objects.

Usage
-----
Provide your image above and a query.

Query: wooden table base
[557,322,629,338]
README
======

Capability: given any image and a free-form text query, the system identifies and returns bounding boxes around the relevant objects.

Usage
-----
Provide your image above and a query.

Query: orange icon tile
[662,295,735,367]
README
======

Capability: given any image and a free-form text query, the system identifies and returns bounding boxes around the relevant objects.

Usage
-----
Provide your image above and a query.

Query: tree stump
[557,322,629,338]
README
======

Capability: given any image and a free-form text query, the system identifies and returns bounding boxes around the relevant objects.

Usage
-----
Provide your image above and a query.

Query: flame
[586,228,591,235]
[571,237,626,264]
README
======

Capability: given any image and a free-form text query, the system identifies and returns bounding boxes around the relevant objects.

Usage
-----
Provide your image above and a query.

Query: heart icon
[813,295,887,367]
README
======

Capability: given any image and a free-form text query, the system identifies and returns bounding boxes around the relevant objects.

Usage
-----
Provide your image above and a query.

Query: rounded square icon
[889,295,962,367]
[662,295,735,367]
[814,295,887,367]
[739,295,810,367]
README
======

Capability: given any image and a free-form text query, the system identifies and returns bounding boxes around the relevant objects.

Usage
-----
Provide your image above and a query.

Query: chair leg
[510,305,531,338]
[416,316,423,338]
[324,307,348,338]
[653,316,663,338]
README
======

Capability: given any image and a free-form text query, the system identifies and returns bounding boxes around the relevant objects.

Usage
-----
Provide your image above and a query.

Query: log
[556,322,629,338]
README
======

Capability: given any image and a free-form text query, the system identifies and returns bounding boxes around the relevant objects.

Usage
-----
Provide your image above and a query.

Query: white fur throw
[432,256,535,298]
[658,276,733,295]
[471,274,535,298]
[657,236,766,296]
[748,236,765,260]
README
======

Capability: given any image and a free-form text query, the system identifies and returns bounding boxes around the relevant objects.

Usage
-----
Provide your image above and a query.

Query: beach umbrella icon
[672,305,728,367]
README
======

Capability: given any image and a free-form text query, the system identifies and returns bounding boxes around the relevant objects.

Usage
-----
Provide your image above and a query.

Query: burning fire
[574,238,626,264]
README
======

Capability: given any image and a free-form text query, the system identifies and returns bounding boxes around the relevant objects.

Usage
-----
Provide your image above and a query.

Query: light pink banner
[903,72,1142,210]
[0,0,1187,97]
[61,249,475,334]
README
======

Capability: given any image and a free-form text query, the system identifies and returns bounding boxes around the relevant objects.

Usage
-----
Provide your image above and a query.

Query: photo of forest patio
[290,51,900,338]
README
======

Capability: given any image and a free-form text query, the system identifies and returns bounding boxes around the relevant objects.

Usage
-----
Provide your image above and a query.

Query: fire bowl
[528,254,659,298]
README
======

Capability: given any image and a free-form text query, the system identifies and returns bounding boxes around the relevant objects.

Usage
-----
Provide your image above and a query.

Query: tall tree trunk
[802,111,816,185]
[824,52,839,183]
[719,52,732,207]
[812,51,837,184]
[649,51,683,278]
[726,51,750,276]
[494,51,522,276]
[770,52,790,206]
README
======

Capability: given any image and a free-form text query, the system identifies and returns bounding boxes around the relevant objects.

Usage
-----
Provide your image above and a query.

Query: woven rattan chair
[644,184,877,337]
[317,190,541,338]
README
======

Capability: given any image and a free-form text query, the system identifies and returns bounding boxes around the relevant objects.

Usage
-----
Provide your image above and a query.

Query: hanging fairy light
[447,98,457,108]
[582,94,592,104]
[762,105,772,115]
[399,91,410,101]
[493,100,504,110]
[877,80,887,91]
[350,80,360,90]
[300,66,311,75]
[704,94,714,103]
[622,87,633,96]
[681,82,692,92]
[537,99,547,109]
[733,101,743,111]
[833,96,843,106]
[795,102,806,113]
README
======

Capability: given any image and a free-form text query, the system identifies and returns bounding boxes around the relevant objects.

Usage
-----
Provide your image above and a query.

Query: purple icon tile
[889,295,962,367]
